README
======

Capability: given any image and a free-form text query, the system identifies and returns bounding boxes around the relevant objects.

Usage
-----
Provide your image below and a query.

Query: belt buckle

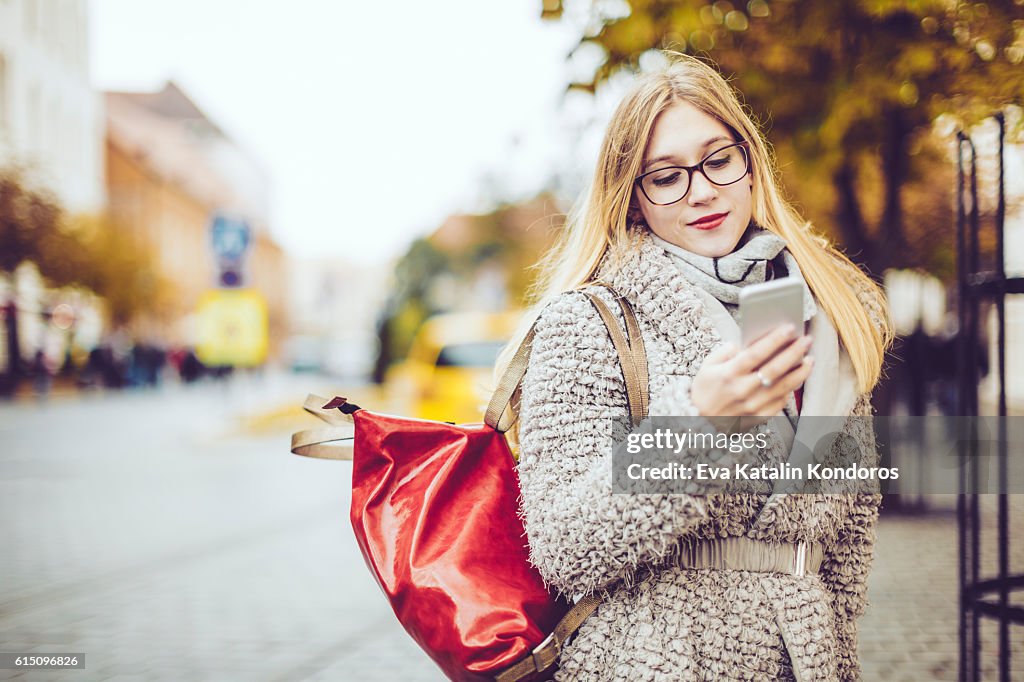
[793,540,807,577]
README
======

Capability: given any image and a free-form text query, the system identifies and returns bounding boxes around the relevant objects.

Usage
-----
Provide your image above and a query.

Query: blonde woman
[497,53,893,681]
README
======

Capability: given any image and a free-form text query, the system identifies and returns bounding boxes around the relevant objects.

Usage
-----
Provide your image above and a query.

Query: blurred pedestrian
[495,52,894,681]
[179,349,205,384]
[32,348,53,401]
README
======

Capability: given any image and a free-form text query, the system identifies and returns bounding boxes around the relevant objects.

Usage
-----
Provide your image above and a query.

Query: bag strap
[582,285,648,427]
[494,593,603,682]
[484,323,538,433]
[484,284,649,432]
[290,394,357,460]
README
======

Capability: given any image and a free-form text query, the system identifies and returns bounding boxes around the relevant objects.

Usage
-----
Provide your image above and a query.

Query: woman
[497,53,893,681]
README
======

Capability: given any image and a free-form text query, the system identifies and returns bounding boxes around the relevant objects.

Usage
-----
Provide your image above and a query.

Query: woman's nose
[687,170,718,205]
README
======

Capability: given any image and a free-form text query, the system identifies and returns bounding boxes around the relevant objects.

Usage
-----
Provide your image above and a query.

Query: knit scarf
[649,224,817,322]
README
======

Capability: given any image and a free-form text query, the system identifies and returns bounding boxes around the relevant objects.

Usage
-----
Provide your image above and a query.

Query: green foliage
[543,0,1024,276]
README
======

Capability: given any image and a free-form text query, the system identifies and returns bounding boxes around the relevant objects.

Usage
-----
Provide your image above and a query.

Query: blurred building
[0,0,103,210]
[104,82,289,355]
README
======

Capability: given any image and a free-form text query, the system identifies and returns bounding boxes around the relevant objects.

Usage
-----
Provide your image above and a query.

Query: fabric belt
[677,537,824,577]
[496,538,823,682]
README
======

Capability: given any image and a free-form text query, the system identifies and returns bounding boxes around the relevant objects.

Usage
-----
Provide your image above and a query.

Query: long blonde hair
[495,52,893,407]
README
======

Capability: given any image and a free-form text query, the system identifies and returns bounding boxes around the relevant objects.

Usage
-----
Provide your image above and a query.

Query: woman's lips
[688,212,728,230]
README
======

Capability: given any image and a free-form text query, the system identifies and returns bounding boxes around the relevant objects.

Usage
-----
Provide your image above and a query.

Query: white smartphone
[739,278,805,347]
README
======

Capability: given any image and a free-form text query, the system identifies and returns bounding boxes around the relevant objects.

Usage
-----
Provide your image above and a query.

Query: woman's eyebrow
[642,135,732,171]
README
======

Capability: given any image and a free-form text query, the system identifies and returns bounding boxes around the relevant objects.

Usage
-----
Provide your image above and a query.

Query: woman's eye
[651,171,682,187]
[705,156,731,169]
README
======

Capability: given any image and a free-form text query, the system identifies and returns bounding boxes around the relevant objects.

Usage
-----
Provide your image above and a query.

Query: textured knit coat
[516,231,885,681]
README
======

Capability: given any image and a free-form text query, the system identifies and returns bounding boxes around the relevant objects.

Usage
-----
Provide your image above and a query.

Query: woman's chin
[681,227,745,258]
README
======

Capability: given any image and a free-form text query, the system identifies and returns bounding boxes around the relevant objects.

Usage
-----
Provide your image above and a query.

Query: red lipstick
[688,212,728,230]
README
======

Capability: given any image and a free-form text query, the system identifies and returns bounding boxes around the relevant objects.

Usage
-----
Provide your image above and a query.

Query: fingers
[780,354,815,392]
[698,335,812,419]
[757,334,812,384]
[745,356,815,415]
[732,324,799,374]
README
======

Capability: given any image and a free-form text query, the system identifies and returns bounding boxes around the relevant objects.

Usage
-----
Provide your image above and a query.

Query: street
[0,375,438,681]
[0,376,1020,681]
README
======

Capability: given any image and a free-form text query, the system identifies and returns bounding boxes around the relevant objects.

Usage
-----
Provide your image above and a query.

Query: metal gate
[956,112,1023,682]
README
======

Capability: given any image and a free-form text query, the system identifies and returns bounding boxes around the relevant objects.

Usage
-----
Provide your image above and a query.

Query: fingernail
[804,355,815,363]
[802,335,813,346]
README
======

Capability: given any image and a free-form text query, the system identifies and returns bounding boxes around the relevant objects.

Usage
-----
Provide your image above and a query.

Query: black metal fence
[956,112,1022,682]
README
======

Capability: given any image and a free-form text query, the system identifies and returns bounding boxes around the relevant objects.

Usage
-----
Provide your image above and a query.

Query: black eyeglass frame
[634,140,752,206]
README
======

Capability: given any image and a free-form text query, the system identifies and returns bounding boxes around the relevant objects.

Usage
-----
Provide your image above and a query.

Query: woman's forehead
[643,101,733,166]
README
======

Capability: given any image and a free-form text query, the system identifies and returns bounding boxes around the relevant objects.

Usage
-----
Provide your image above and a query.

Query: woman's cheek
[648,204,683,230]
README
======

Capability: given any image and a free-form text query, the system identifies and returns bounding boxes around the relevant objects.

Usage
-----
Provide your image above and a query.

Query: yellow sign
[196,289,268,367]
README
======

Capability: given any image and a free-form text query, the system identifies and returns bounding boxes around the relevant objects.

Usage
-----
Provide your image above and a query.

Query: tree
[0,168,65,274]
[542,0,1024,277]
[1,167,169,321]
[1,167,170,394]
[59,214,173,328]
[1,168,69,394]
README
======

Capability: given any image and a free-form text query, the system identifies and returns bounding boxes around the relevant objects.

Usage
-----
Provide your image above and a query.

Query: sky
[89,1,602,264]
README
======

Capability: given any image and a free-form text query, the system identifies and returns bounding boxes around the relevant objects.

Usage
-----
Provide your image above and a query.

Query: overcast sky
[89,1,600,263]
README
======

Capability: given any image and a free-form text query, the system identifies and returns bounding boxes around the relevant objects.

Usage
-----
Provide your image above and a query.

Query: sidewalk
[860,498,1024,681]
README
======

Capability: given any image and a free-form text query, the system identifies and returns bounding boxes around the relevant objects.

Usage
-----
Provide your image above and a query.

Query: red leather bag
[290,287,647,681]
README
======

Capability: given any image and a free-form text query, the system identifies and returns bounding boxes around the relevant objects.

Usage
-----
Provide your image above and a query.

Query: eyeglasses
[635,141,751,206]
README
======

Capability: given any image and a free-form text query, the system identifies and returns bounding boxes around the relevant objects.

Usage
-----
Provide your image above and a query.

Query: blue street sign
[210,214,251,262]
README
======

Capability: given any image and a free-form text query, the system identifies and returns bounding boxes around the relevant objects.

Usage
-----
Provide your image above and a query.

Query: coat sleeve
[819,491,881,681]
[817,396,883,681]
[514,291,742,597]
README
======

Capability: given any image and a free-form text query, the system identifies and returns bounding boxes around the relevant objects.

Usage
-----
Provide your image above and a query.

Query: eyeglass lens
[641,145,748,205]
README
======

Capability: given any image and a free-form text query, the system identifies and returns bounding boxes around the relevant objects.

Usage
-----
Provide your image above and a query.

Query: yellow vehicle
[390,310,522,424]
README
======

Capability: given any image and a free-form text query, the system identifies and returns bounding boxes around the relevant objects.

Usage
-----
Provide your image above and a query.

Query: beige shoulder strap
[484,323,537,433]
[290,394,355,460]
[582,286,648,427]
[485,285,649,432]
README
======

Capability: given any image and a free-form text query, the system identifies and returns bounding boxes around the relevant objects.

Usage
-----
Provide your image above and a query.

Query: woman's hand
[690,324,814,432]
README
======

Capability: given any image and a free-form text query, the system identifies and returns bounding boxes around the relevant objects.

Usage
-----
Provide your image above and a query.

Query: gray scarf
[650,225,817,322]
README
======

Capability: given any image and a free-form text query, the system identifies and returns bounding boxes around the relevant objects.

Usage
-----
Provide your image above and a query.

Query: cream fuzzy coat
[516,232,885,681]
